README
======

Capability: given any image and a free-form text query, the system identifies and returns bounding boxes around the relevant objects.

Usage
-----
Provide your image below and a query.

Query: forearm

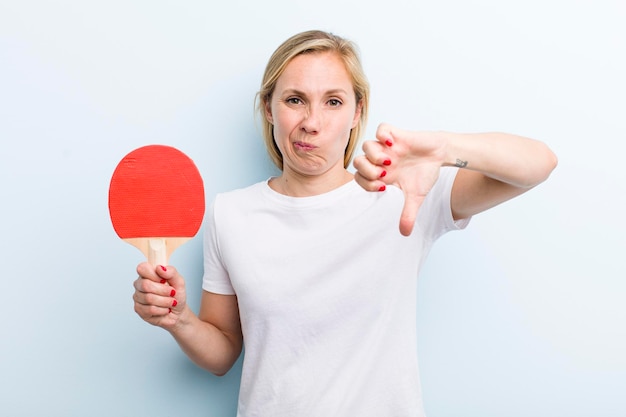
[169,305,242,376]
[441,132,558,188]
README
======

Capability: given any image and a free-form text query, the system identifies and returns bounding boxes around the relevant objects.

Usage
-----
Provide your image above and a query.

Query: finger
[135,293,177,311]
[136,263,184,304]
[353,154,389,182]
[132,265,182,326]
[133,286,178,317]
[133,275,177,299]
[133,293,171,318]
[136,262,164,283]
[133,265,180,313]
[375,123,395,147]
[362,140,392,167]
[354,172,388,192]
[156,265,185,294]
[155,265,186,312]
[398,191,426,236]
[132,282,172,324]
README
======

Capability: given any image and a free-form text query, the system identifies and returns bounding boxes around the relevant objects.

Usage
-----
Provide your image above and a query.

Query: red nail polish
[378,185,386,192]
[160,279,167,284]
[170,289,176,297]
[383,159,391,166]
[160,265,167,272]
[385,140,393,147]
[168,308,172,313]
[172,299,178,307]
[380,170,387,178]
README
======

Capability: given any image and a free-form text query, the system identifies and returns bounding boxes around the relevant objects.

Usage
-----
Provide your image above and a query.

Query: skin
[132,50,558,376]
[353,125,558,235]
[265,51,362,197]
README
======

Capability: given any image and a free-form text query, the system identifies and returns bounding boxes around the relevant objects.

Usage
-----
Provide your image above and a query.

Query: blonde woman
[133,30,557,416]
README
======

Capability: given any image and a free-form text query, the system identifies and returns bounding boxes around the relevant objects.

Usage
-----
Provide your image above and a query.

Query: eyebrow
[281,88,350,97]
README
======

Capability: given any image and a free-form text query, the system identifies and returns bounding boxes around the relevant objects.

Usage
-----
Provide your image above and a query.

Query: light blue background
[1,1,624,416]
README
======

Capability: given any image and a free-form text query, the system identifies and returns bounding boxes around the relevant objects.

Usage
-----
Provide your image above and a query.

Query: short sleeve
[416,167,471,241]
[202,198,236,295]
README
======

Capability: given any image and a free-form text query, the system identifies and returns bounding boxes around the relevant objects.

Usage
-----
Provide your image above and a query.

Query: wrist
[168,304,195,336]
[439,132,467,168]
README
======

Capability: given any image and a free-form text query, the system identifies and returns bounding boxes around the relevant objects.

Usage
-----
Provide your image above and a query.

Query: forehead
[276,51,354,92]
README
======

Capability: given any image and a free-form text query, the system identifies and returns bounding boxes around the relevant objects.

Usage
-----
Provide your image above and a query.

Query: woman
[133,30,557,416]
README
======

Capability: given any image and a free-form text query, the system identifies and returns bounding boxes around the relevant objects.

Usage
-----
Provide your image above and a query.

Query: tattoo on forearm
[455,159,468,168]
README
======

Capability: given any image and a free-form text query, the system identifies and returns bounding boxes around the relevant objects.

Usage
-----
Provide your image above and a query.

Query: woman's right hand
[133,262,243,375]
[133,262,188,330]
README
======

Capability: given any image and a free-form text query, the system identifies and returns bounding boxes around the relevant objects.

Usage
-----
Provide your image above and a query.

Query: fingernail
[385,140,393,147]
[172,299,178,307]
[379,170,387,178]
[170,289,176,297]
[160,265,167,272]
[168,308,172,313]
[160,279,167,284]
[378,185,386,192]
[383,159,391,166]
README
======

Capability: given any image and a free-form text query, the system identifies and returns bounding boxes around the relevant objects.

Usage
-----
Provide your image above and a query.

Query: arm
[441,131,558,220]
[171,290,242,376]
[133,263,243,376]
[353,123,557,235]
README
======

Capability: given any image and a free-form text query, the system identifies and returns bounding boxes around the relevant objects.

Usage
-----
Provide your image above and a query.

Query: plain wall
[1,0,624,416]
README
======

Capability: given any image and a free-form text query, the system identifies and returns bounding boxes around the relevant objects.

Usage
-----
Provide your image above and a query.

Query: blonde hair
[256,30,370,170]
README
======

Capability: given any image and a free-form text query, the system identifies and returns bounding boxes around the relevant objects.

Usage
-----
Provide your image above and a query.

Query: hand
[353,123,447,236]
[133,262,188,330]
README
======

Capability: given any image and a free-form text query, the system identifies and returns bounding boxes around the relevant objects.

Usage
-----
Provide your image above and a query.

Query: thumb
[399,190,425,236]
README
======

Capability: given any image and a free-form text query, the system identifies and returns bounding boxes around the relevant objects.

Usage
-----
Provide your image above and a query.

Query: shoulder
[205,181,268,228]
[212,180,267,208]
[217,180,267,199]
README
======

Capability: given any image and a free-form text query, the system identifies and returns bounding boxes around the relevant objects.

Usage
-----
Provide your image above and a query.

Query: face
[265,51,362,179]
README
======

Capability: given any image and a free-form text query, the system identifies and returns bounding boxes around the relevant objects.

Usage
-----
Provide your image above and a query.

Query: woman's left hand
[353,123,447,236]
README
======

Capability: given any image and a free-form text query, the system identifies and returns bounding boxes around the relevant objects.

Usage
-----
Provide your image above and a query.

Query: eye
[286,97,303,105]
[328,98,342,107]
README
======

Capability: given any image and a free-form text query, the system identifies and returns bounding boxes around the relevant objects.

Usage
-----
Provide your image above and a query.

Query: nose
[300,104,321,135]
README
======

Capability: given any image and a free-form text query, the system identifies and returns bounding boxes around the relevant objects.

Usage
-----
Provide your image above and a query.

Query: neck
[270,169,353,197]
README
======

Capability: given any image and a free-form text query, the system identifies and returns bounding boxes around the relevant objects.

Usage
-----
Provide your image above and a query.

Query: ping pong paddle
[108,145,205,267]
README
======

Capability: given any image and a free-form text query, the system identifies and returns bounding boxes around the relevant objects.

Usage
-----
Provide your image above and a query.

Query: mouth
[293,141,316,151]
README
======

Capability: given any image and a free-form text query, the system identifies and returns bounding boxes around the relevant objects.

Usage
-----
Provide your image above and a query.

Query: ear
[351,99,363,128]
[264,99,274,124]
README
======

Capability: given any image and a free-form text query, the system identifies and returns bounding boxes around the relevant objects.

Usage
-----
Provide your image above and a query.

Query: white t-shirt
[203,167,469,417]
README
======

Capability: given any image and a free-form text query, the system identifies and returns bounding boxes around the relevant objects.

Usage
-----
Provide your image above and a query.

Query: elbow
[522,142,558,188]
[209,345,243,377]
[537,143,558,184]
[212,369,230,377]
[208,358,238,377]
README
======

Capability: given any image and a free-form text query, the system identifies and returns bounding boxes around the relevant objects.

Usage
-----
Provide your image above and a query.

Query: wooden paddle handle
[123,237,192,268]
[148,239,168,268]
